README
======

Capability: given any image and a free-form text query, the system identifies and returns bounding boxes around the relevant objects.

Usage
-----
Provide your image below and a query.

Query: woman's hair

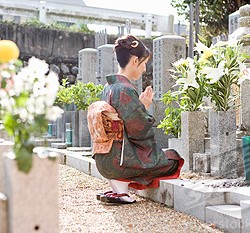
[114,34,151,69]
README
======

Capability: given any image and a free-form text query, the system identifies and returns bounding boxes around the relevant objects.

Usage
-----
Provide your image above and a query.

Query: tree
[171,0,248,44]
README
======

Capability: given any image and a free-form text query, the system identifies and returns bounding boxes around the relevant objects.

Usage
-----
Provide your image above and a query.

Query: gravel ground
[59,164,224,233]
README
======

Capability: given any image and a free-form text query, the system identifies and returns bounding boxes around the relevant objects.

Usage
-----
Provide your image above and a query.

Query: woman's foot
[96,191,116,201]
[100,193,136,204]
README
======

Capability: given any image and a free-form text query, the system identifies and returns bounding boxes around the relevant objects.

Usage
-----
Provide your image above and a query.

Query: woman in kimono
[88,34,184,204]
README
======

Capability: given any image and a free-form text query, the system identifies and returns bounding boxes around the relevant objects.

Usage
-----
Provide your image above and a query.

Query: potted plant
[163,53,208,171]
[71,81,103,147]
[195,38,249,178]
[55,78,74,111]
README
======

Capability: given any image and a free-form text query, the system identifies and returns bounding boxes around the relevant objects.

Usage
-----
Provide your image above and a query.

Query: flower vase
[78,110,91,147]
[209,109,239,178]
[1,146,59,233]
[181,111,206,172]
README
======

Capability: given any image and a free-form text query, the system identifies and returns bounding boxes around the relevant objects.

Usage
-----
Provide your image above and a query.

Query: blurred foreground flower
[0,42,63,173]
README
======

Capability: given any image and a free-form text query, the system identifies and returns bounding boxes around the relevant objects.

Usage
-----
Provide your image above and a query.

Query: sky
[82,0,186,35]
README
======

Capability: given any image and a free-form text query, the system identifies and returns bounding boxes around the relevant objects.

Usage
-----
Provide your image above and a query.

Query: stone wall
[0,22,153,85]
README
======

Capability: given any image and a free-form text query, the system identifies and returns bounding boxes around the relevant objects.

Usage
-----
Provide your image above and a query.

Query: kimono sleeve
[112,86,155,139]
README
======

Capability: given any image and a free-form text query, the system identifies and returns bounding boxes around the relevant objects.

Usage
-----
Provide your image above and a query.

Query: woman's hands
[139,86,154,110]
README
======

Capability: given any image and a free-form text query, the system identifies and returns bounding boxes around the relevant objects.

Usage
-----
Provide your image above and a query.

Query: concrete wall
[0,22,115,64]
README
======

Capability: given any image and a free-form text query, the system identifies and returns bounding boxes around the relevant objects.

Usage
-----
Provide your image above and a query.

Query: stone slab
[65,153,90,175]
[173,179,226,222]
[241,200,250,233]
[51,142,67,149]
[135,179,177,207]
[206,205,241,233]
[226,187,250,205]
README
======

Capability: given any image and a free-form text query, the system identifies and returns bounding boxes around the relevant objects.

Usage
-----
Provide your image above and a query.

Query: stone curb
[53,149,250,233]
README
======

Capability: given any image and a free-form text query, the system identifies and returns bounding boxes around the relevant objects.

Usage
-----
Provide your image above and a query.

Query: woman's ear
[133,56,139,65]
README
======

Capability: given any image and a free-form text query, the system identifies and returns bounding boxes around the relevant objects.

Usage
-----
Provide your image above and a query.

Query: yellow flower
[0,40,20,63]
[194,41,214,61]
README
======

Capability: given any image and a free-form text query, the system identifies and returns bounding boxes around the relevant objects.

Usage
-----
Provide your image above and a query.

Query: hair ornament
[131,41,139,48]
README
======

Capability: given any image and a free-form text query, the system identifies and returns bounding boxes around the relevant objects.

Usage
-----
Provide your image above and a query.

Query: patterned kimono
[94,74,184,190]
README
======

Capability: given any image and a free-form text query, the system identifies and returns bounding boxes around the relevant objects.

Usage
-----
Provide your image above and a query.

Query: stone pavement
[49,146,250,233]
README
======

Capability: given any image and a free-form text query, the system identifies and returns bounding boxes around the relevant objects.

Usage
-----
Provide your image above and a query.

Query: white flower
[27,57,49,75]
[194,41,214,61]
[201,61,226,84]
[238,67,250,85]
[176,68,199,90]
[173,57,194,68]
[46,106,64,121]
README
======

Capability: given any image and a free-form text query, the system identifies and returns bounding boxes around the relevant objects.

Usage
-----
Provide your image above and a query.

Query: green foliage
[21,18,94,33]
[55,79,74,107]
[71,81,104,110]
[171,0,247,43]
[157,91,186,138]
[56,79,104,110]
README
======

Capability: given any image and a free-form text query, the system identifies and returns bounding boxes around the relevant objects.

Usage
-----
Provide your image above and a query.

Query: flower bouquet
[0,40,63,173]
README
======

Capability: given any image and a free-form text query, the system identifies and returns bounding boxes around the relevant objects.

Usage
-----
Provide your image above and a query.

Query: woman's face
[131,57,149,80]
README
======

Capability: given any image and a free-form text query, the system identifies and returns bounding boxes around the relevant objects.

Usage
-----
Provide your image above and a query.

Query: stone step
[205,205,241,233]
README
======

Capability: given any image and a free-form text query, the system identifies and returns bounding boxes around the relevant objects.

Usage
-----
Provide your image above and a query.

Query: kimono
[93,74,184,190]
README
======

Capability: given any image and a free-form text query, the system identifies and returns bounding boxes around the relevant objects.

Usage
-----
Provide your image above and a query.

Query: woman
[88,34,184,204]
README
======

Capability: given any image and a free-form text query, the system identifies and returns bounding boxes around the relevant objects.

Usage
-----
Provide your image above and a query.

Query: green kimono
[94,74,184,189]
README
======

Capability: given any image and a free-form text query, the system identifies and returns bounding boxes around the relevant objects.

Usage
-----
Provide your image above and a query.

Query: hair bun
[117,36,139,50]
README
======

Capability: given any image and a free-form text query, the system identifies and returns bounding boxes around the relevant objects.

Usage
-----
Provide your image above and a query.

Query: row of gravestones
[49,4,250,180]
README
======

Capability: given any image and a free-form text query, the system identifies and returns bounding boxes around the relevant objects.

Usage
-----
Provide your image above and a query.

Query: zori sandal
[100,193,136,204]
[96,191,116,201]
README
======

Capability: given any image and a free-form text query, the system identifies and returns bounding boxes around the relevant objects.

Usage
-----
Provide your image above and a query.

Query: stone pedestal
[209,110,238,178]
[79,110,91,147]
[3,151,59,233]
[181,111,206,172]
[78,48,98,83]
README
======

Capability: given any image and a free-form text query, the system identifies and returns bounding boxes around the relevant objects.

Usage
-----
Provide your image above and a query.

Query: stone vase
[78,110,91,147]
[2,148,59,233]
[181,111,206,172]
[209,109,238,178]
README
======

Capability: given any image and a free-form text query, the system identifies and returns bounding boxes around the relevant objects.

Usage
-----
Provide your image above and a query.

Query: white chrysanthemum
[27,57,49,75]
[18,108,28,122]
[45,106,64,121]
[1,70,11,79]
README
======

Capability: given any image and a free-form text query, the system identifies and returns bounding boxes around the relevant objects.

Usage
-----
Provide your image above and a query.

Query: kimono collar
[106,74,132,85]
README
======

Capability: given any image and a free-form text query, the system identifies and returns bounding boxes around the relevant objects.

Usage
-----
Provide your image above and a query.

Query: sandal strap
[110,193,129,198]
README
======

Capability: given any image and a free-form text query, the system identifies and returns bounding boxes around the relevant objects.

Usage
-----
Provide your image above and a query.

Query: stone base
[3,153,59,233]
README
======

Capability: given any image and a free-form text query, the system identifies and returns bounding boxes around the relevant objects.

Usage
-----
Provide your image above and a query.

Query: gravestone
[228,10,240,35]
[152,35,186,147]
[78,48,98,83]
[96,44,117,85]
[230,4,250,134]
